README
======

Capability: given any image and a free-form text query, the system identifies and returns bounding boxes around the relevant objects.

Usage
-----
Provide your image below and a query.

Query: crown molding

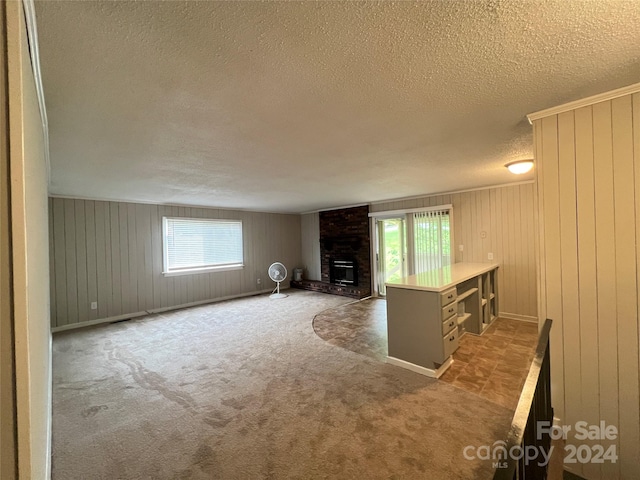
[47,194,302,216]
[369,180,535,206]
[300,180,535,215]
[527,81,640,122]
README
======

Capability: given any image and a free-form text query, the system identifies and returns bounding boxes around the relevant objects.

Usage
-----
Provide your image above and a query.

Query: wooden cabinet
[385,263,499,378]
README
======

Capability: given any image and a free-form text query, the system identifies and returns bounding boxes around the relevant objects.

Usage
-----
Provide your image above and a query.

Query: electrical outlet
[458,245,464,252]
[257,278,261,284]
[488,253,494,260]
[91,301,98,310]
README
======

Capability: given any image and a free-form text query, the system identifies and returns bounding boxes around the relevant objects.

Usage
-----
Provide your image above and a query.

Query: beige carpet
[52,290,512,479]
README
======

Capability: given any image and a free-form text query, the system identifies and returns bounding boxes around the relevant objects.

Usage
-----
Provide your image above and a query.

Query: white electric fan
[268,262,288,299]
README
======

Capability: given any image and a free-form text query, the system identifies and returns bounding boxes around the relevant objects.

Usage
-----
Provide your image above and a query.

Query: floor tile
[313,299,539,411]
[438,359,466,382]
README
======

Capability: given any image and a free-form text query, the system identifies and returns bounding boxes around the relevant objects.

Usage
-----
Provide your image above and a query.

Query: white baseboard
[146,288,273,314]
[499,311,538,323]
[51,288,276,333]
[52,311,149,333]
[386,356,453,378]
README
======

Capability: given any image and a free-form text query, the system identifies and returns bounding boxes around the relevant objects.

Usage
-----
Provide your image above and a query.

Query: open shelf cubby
[455,266,499,336]
[456,287,478,303]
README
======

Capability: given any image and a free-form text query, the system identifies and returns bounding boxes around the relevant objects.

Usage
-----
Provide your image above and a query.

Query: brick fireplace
[292,205,371,299]
[319,205,371,297]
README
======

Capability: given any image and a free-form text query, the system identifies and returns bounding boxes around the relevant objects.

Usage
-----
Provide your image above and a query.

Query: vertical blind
[163,217,243,272]
[412,209,451,274]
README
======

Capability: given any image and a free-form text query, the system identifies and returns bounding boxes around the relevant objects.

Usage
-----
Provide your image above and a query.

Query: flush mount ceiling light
[505,159,534,174]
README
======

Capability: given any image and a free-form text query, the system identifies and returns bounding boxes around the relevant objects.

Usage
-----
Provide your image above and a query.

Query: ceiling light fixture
[505,159,534,174]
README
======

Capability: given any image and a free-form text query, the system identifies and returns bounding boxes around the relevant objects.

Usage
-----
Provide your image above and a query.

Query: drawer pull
[447,294,454,299]
[449,321,455,328]
[449,336,455,342]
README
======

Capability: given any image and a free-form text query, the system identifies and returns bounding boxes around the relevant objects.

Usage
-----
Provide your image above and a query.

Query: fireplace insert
[330,258,358,286]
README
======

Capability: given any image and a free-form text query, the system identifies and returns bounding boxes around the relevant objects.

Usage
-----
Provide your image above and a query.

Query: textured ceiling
[35,0,640,213]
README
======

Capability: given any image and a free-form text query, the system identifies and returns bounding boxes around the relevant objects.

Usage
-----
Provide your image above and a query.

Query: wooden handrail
[493,318,553,480]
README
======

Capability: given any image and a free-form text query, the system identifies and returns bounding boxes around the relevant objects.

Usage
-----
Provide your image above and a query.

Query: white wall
[533,90,640,479]
[7,1,51,478]
[0,2,17,477]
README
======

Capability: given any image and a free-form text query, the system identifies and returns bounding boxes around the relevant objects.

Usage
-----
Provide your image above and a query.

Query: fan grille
[268,262,287,282]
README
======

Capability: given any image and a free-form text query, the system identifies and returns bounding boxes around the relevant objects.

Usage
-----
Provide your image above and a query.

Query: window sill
[162,264,244,277]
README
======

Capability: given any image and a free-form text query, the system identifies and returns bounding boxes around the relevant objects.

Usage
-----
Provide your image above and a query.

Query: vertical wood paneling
[611,95,640,478]
[118,203,130,315]
[135,203,149,311]
[535,91,640,480]
[48,200,56,324]
[494,189,505,314]
[480,189,490,261]
[592,101,620,480]
[541,115,565,424]
[451,193,462,263]
[574,105,601,480]
[94,201,109,320]
[504,187,515,313]
[463,193,472,262]
[52,198,67,326]
[49,199,302,326]
[471,191,479,261]
[84,201,98,321]
[512,187,523,311]
[109,202,121,315]
[142,205,154,309]
[63,199,77,326]
[126,203,138,312]
[557,111,581,474]
[154,206,164,307]
[103,202,113,317]
[74,199,88,324]
[525,187,536,316]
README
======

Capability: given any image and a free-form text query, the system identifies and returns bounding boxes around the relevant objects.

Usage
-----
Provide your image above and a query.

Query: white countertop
[385,263,499,292]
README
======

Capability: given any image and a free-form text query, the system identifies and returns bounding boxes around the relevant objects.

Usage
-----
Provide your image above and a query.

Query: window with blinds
[162,217,244,275]
[412,209,451,274]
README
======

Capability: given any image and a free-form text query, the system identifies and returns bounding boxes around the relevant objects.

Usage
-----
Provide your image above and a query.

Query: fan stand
[270,281,288,299]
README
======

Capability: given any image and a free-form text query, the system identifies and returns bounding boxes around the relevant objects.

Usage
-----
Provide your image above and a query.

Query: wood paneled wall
[301,212,321,280]
[370,183,537,320]
[49,198,302,329]
[534,93,640,480]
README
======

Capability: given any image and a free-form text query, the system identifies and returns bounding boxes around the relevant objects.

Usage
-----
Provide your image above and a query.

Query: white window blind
[163,217,243,274]
[412,209,451,274]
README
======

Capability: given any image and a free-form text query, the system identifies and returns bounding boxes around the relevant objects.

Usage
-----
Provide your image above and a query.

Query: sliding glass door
[374,206,452,296]
[376,218,407,296]
[412,210,451,273]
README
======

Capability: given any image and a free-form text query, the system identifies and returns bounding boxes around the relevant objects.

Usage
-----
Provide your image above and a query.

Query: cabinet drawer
[440,288,457,307]
[442,316,457,336]
[443,328,459,359]
[441,302,458,320]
